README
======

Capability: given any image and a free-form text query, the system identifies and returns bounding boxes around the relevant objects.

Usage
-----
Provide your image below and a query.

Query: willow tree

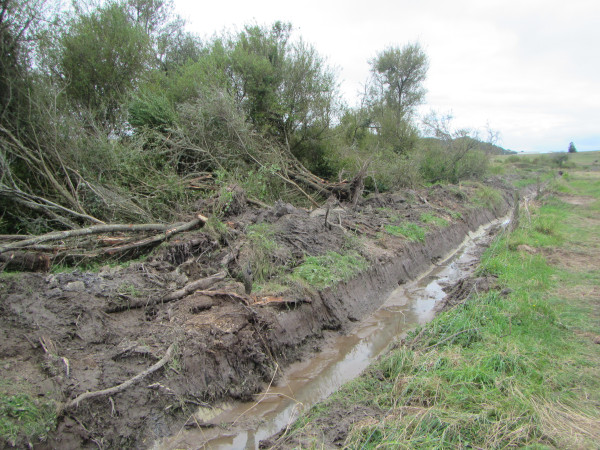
[368,42,428,154]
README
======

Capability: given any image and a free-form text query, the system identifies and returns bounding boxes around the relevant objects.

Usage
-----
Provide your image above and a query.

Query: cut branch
[0,215,208,255]
[161,272,227,303]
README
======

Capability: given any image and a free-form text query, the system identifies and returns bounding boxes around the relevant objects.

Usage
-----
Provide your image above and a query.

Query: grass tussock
[280,169,600,449]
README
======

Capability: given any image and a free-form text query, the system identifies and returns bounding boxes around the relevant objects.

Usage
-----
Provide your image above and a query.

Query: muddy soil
[0,181,515,449]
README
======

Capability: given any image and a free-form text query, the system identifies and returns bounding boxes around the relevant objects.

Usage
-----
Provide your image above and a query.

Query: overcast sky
[173,0,599,153]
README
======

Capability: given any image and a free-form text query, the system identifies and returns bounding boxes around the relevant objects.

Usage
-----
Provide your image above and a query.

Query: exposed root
[62,343,176,412]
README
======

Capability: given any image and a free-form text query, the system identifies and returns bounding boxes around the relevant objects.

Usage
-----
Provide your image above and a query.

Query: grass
[0,393,56,447]
[384,223,426,242]
[471,184,504,210]
[245,223,287,286]
[420,212,449,228]
[291,251,368,290]
[279,168,600,448]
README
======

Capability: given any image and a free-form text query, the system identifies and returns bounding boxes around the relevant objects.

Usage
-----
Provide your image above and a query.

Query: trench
[154,215,510,450]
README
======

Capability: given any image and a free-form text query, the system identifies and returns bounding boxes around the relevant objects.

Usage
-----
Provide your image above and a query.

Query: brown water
[153,217,509,450]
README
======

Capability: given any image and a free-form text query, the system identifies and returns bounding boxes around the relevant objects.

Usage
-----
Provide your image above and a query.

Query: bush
[419,145,489,184]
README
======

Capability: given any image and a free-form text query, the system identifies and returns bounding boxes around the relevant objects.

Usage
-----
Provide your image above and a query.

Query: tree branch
[0,215,207,255]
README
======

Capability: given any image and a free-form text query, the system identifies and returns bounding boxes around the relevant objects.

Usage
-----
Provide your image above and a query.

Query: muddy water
[154,217,509,450]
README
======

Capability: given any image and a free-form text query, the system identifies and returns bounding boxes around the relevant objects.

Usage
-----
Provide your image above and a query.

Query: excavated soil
[0,181,515,449]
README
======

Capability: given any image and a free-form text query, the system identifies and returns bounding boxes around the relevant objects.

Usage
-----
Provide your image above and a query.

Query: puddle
[153,217,507,450]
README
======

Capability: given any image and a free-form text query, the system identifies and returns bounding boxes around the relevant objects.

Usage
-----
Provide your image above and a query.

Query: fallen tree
[0,215,208,271]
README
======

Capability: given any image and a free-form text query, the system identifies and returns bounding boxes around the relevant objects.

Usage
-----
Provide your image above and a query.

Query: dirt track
[0,182,515,448]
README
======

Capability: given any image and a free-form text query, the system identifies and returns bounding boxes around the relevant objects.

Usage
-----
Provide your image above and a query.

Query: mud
[0,182,515,449]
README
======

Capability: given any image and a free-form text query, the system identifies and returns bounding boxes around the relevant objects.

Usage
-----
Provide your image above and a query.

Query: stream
[153,216,510,450]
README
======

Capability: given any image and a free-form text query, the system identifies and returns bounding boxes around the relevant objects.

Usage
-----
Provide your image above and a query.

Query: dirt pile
[0,182,515,448]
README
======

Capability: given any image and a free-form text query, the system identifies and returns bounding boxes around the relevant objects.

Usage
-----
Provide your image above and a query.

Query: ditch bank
[0,181,516,449]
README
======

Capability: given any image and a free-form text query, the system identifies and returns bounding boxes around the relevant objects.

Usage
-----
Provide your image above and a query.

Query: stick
[0,215,207,254]
[63,343,176,411]
[194,290,251,305]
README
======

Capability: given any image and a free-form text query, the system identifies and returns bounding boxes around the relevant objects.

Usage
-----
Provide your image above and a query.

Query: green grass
[471,184,504,210]
[420,212,449,228]
[280,169,600,448]
[245,223,287,285]
[291,251,368,289]
[384,223,426,242]
[0,393,56,447]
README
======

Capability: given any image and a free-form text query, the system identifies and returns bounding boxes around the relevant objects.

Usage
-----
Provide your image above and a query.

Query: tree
[228,22,338,164]
[420,112,490,183]
[0,0,54,130]
[568,141,577,153]
[370,43,428,117]
[59,2,153,126]
[366,43,428,154]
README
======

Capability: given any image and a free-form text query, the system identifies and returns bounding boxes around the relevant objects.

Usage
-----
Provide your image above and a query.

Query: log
[193,290,251,305]
[161,272,227,302]
[0,215,208,255]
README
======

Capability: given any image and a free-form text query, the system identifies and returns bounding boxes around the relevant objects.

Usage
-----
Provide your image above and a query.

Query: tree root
[105,271,227,312]
[61,343,176,412]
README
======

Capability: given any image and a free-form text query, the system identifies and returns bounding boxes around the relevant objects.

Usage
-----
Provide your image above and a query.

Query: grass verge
[276,170,600,448]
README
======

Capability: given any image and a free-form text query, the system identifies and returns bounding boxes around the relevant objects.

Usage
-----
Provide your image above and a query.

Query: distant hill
[420,137,517,155]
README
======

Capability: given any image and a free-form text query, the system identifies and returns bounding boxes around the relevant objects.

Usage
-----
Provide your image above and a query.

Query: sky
[173,0,600,153]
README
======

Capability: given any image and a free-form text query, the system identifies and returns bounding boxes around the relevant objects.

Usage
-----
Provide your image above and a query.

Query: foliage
[369,43,428,118]
[59,2,153,126]
[128,89,177,131]
[568,141,577,153]
[420,113,490,183]
[0,0,494,237]
[551,152,569,167]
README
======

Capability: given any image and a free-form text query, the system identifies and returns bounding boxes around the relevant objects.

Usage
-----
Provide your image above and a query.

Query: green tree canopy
[370,43,428,117]
[568,141,577,153]
[359,43,428,154]
[59,2,153,125]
